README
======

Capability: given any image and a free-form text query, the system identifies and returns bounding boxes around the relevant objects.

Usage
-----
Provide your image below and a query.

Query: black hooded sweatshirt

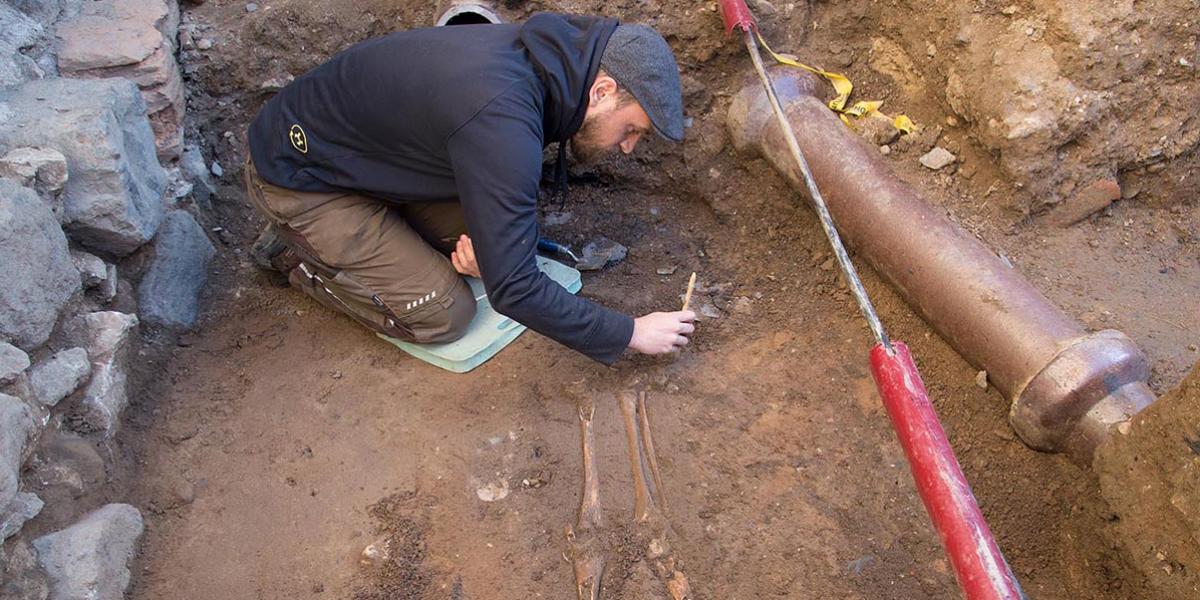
[247,14,634,364]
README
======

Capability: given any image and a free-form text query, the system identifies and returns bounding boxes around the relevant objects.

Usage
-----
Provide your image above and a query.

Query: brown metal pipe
[727,69,1154,461]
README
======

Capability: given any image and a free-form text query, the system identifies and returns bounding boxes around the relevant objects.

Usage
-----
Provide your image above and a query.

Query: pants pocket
[291,263,415,341]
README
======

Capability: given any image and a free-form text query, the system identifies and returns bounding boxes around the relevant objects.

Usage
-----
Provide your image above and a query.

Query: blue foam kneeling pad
[377,256,582,373]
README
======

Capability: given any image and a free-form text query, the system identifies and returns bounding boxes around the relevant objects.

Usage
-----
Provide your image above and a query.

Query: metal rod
[742,29,892,351]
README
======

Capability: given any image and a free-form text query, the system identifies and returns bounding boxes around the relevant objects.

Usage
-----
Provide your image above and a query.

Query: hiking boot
[250,223,299,273]
[434,0,502,26]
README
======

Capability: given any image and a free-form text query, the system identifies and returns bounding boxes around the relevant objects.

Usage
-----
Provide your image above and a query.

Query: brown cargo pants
[243,158,477,343]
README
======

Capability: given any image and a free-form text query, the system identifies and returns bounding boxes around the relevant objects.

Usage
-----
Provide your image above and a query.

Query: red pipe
[871,342,1026,600]
[718,0,757,34]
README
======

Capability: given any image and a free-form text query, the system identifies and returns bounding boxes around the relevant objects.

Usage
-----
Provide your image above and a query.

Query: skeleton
[565,390,692,600]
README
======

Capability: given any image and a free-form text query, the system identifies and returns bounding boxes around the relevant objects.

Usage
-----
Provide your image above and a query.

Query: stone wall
[0,1,214,597]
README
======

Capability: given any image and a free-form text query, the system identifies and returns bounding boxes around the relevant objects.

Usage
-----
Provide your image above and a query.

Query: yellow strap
[755,31,914,135]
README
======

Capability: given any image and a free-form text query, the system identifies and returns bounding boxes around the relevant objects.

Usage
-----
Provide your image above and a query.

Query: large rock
[56,0,184,161]
[0,78,166,256]
[138,211,214,328]
[75,312,137,435]
[0,393,36,519]
[7,0,70,30]
[33,503,144,600]
[0,4,47,88]
[0,341,31,383]
[29,347,91,408]
[0,180,80,350]
[0,492,43,540]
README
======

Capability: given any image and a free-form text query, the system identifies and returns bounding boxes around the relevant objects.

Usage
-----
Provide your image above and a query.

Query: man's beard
[568,112,609,166]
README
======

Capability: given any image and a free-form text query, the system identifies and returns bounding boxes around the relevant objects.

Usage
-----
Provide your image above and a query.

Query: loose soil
[106,0,1198,598]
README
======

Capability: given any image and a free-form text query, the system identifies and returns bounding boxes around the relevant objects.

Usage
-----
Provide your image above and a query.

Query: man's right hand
[628,311,697,355]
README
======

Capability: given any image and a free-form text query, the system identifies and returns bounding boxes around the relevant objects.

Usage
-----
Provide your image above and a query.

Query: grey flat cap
[601,24,685,142]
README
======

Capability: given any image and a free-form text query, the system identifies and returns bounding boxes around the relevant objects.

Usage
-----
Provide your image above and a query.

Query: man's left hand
[451,234,481,278]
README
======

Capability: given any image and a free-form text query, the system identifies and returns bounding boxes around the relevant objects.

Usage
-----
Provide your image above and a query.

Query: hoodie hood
[520,13,619,143]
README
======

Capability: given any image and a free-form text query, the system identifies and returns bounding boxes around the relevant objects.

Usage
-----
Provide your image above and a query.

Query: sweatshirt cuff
[582,310,635,365]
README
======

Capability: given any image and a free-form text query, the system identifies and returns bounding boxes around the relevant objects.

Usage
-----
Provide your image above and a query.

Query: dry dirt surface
[110,0,1197,599]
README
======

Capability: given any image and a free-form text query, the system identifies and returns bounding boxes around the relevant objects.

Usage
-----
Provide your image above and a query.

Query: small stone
[749,0,777,16]
[0,147,68,195]
[74,311,139,435]
[475,481,509,502]
[210,161,223,177]
[656,266,678,276]
[360,537,391,566]
[542,211,572,226]
[732,296,753,314]
[820,257,835,271]
[1001,5,1018,15]
[648,538,666,559]
[71,249,108,289]
[856,113,900,146]
[98,263,119,304]
[992,428,1016,442]
[1047,179,1121,227]
[196,38,213,50]
[257,75,294,92]
[975,370,988,390]
[879,145,891,155]
[245,2,258,12]
[919,147,957,170]
[699,303,722,319]
[0,341,30,384]
[29,347,91,408]
[576,237,627,271]
[180,145,216,209]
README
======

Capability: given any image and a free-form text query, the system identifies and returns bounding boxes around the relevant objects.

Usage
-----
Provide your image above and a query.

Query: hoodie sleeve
[446,85,635,365]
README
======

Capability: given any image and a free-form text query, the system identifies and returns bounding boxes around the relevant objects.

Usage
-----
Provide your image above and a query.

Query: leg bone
[619,391,657,522]
[637,391,669,515]
[566,392,605,600]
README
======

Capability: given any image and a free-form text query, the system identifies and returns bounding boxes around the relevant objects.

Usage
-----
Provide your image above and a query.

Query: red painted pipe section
[871,342,1026,600]
[717,0,757,34]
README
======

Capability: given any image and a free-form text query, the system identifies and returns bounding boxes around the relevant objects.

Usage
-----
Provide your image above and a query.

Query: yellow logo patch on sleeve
[289,124,308,154]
